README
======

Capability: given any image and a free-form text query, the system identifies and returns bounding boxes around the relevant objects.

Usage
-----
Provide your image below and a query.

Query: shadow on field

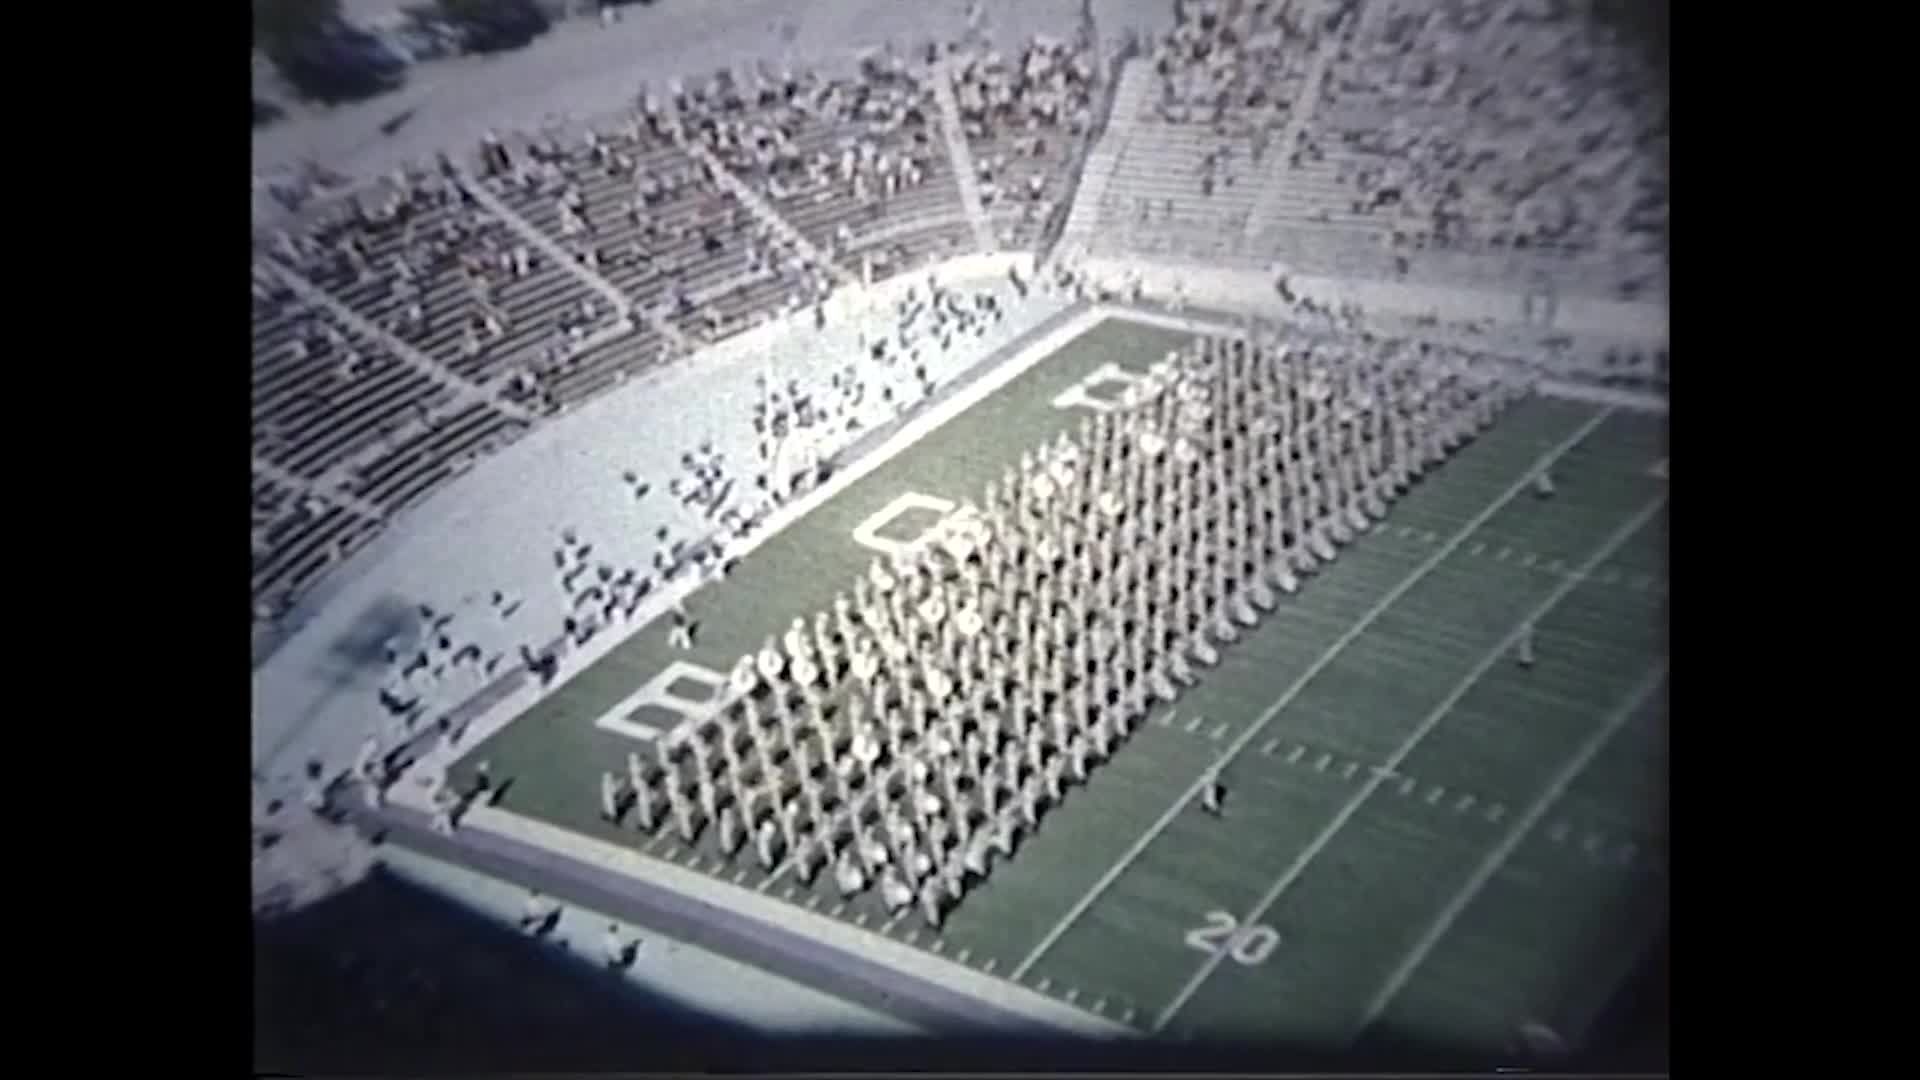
[256,868,1667,1074]
[255,867,754,1074]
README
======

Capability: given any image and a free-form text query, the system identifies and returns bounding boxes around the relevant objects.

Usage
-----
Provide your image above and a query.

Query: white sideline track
[1013,406,1620,984]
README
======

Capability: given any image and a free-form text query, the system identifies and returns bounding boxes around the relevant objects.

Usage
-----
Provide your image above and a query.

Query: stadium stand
[252,38,1096,641]
[251,3,1665,712]
[256,3,1667,1062]
[1064,0,1665,299]
[952,35,1100,252]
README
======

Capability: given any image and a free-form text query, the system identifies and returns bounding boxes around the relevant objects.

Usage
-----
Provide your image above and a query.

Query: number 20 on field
[1184,910,1281,967]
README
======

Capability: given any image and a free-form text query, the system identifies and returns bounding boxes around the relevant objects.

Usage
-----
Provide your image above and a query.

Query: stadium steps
[248,259,548,621]
[930,56,996,254]
[1078,122,1263,260]
[547,328,671,410]
[837,182,974,272]
[450,167,671,370]
[677,138,853,287]
[249,280,325,404]
[1057,56,1153,256]
[355,399,533,517]
[520,139,706,306]
[250,477,382,620]
[251,300,466,485]
[290,179,619,401]
[265,253,534,424]
[1244,11,1345,241]
[742,154,973,284]
[475,110,940,367]
[965,128,1073,253]
[476,135,725,384]
[1265,139,1662,301]
[986,202,1053,252]
[783,170,964,263]
[274,366,456,482]
[718,91,956,266]
[249,347,473,620]
[455,166,633,321]
[253,456,383,523]
[251,297,360,455]
[841,211,977,282]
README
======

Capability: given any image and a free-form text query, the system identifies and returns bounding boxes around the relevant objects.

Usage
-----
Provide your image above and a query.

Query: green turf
[452,314,1668,1050]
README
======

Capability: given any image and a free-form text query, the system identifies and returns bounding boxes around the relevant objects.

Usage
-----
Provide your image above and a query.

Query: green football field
[450,313,1669,1051]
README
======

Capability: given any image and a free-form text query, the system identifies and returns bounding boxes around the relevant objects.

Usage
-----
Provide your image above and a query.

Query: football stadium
[252,0,1667,1070]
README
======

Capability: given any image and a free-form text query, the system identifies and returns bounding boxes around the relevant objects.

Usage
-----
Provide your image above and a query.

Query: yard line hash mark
[1351,665,1667,1038]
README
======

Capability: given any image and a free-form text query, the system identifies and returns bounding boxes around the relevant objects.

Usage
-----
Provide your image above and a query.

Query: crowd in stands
[1090,0,1665,300]
[253,34,1098,645]
[1313,0,1666,297]
[253,2,1667,673]
[1150,0,1335,172]
[952,35,1100,249]
[676,53,963,278]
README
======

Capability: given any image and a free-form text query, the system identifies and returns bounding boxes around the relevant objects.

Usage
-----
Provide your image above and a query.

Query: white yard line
[1010,405,1619,982]
[1349,663,1667,1039]
[387,790,1134,1038]
[1150,491,1668,1032]
[404,298,1108,785]
[1234,732,1649,864]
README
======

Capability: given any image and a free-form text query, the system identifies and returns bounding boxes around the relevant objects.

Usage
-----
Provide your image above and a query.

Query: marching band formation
[595,328,1528,928]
